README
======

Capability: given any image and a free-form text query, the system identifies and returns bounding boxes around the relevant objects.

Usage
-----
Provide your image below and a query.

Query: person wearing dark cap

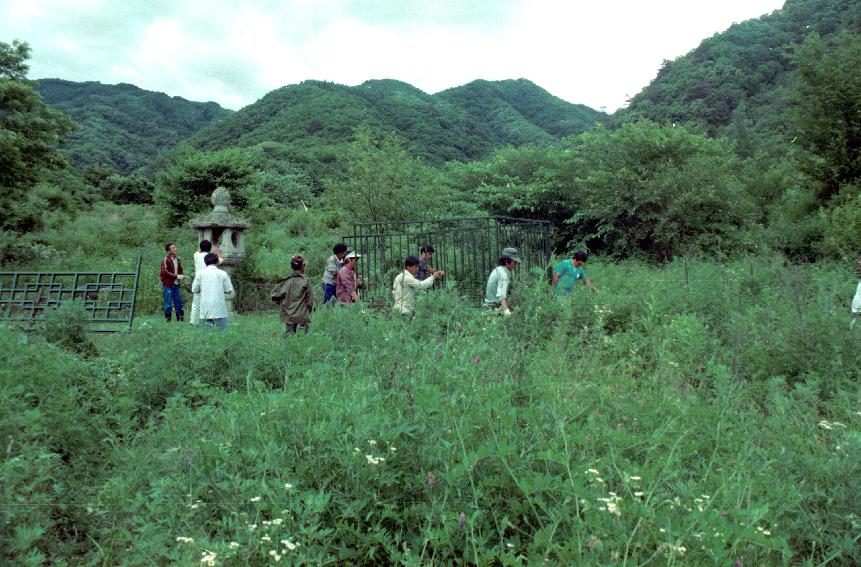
[484,247,520,316]
[271,254,313,334]
[336,251,361,305]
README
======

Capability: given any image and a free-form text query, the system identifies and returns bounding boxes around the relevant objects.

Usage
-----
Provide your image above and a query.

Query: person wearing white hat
[336,251,361,306]
[484,247,520,316]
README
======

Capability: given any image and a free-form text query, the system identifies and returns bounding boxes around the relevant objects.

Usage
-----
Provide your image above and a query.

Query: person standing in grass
[190,239,222,325]
[191,252,234,330]
[392,255,445,316]
[551,251,599,296]
[852,252,861,329]
[336,251,361,306]
[271,254,313,334]
[484,247,520,316]
[322,243,348,304]
[160,243,186,322]
[417,244,437,281]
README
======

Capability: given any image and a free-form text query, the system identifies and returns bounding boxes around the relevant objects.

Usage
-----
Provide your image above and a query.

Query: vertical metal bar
[129,256,142,328]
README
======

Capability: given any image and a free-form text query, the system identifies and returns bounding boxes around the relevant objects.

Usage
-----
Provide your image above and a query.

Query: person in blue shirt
[551,251,598,296]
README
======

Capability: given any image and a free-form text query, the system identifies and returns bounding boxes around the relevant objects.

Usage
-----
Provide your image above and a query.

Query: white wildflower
[200,551,217,566]
[228,542,240,549]
[368,440,377,446]
[176,536,194,544]
[271,518,283,526]
[249,496,261,503]
[284,483,293,490]
[629,476,642,481]
[261,535,271,543]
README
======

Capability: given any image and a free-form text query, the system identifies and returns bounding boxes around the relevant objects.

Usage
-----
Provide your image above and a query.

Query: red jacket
[160,255,184,286]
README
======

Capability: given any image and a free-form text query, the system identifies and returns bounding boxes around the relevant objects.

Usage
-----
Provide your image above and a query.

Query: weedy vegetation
[2,257,859,565]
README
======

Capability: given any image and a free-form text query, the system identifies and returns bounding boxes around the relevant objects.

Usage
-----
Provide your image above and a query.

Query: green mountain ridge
[182,77,607,187]
[37,79,234,174]
[618,0,861,154]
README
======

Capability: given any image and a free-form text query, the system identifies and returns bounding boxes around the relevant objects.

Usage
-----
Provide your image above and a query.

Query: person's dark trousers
[323,283,336,304]
[286,322,309,335]
[163,284,184,321]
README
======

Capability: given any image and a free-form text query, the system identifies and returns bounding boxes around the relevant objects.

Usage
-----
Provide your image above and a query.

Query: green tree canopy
[154,148,255,227]
[564,123,756,259]
[791,32,861,199]
[0,40,74,231]
[325,125,434,223]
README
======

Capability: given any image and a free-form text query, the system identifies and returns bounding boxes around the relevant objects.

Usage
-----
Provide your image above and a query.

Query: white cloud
[0,0,787,111]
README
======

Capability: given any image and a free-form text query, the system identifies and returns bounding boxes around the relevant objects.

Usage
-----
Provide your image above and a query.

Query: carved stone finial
[211,186,231,213]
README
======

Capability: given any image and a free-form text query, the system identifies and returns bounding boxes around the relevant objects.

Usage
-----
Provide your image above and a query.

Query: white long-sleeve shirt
[852,281,861,314]
[392,270,435,314]
[484,265,510,305]
[191,265,234,320]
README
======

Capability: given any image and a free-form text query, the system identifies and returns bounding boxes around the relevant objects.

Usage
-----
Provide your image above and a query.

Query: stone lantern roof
[192,186,251,230]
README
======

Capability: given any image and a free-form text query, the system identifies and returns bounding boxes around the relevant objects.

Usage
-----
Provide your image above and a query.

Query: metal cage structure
[343,216,551,302]
[0,257,142,332]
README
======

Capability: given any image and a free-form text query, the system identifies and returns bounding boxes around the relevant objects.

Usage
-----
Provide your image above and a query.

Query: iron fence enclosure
[344,216,551,302]
[0,257,142,332]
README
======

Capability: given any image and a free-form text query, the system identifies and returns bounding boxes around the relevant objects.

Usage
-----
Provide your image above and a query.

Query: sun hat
[502,247,521,263]
[345,251,362,259]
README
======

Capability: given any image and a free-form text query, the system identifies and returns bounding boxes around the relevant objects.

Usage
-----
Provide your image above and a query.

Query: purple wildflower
[458,513,466,529]
[427,472,436,490]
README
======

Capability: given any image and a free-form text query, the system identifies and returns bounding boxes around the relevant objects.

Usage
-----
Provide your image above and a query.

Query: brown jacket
[160,255,184,286]
[271,272,313,325]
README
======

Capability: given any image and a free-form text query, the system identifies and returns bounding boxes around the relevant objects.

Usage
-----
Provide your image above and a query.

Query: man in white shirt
[484,247,520,316]
[191,253,234,330]
[190,239,221,325]
[392,255,444,315]
[852,252,861,329]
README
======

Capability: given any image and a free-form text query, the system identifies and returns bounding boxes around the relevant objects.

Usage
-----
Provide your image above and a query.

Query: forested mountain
[619,0,861,155]
[37,79,233,174]
[187,78,606,176]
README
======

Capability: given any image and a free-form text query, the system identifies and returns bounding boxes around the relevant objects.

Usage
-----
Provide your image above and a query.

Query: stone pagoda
[192,186,251,314]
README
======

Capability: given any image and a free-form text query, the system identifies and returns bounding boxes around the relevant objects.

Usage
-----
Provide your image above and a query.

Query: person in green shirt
[551,251,598,296]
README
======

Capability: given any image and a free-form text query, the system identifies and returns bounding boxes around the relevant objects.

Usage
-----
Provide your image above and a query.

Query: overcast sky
[1,0,786,112]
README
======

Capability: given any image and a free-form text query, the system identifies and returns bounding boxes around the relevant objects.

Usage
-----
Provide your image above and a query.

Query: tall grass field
[2,256,860,565]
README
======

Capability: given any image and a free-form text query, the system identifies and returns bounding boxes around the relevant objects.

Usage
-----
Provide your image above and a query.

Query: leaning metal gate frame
[343,216,551,303]
[0,256,142,332]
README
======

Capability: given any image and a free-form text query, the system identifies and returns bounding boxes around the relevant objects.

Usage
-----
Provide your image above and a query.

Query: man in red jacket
[160,243,186,321]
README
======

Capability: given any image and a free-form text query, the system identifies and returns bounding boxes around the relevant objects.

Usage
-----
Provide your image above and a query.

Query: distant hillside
[37,79,233,174]
[618,0,861,154]
[437,79,605,144]
[187,78,607,185]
